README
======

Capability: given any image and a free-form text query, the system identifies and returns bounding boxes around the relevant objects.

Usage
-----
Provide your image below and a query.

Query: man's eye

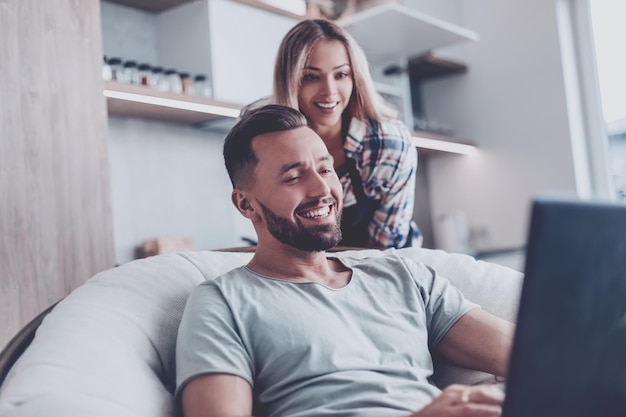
[285,176,299,183]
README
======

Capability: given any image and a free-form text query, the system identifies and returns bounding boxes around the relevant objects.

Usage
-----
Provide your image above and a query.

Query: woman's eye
[336,72,349,79]
[302,73,318,82]
[285,176,299,183]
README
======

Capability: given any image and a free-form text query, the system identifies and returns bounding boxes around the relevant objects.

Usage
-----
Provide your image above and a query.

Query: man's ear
[231,189,260,221]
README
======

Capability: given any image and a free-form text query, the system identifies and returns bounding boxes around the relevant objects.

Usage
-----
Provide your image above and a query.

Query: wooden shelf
[408,52,468,82]
[338,3,478,65]
[104,81,242,125]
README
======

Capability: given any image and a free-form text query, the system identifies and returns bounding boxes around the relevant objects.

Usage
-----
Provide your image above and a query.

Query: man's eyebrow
[304,63,350,71]
[320,154,334,164]
[279,162,303,174]
[278,154,334,174]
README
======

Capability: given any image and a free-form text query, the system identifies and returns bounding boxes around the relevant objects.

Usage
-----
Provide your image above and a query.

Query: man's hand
[411,384,505,417]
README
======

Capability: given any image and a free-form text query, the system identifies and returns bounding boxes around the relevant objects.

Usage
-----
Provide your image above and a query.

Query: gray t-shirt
[176,254,478,416]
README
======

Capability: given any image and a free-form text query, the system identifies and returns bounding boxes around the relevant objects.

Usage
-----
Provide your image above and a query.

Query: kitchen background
[2,0,623,347]
[99,0,600,267]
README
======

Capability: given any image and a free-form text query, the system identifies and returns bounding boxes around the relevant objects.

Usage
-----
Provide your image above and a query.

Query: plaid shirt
[341,117,420,248]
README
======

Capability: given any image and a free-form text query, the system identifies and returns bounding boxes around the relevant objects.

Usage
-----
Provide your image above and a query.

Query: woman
[255,19,421,248]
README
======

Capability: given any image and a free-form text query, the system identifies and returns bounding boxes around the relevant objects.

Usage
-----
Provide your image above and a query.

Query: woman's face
[297,40,354,133]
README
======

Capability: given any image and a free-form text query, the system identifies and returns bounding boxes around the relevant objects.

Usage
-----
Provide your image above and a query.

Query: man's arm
[405,309,513,417]
[181,373,253,417]
[435,308,515,377]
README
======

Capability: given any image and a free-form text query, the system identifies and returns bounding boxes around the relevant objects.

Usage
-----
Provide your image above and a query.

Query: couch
[0,247,523,417]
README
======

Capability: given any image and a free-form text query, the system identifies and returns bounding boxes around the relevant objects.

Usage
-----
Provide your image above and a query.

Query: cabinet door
[158,0,298,106]
[208,0,297,105]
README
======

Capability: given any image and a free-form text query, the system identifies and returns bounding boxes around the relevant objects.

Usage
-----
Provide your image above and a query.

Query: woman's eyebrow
[304,63,350,72]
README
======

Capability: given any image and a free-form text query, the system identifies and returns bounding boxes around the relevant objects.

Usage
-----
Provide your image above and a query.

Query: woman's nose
[321,77,337,95]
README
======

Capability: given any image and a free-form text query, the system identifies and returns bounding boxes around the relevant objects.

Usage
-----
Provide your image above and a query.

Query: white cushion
[0,248,523,416]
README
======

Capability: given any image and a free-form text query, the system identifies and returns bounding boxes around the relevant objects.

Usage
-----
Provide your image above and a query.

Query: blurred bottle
[165,69,182,93]
[123,60,140,84]
[138,63,152,86]
[108,57,123,82]
[193,74,212,98]
[180,72,193,95]
[102,56,112,81]
[152,66,169,91]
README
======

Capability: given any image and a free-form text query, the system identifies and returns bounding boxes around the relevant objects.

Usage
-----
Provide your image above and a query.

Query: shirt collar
[344,117,368,155]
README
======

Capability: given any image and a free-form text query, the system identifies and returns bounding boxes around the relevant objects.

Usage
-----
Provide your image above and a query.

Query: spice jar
[108,57,123,82]
[180,72,193,95]
[193,74,212,98]
[123,60,140,84]
[138,63,152,86]
[151,66,168,91]
[165,69,182,93]
[102,56,112,81]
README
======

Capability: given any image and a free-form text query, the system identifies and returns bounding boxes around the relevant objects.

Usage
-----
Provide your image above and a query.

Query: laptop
[501,197,626,417]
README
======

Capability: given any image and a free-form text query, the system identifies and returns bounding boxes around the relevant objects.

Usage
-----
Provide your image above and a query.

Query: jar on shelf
[180,72,193,95]
[123,60,140,84]
[108,57,123,82]
[151,66,168,91]
[165,69,182,93]
[138,63,152,86]
[102,56,112,81]
[193,74,212,98]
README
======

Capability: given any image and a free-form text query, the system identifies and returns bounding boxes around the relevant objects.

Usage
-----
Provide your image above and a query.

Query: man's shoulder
[341,251,426,276]
[198,265,252,289]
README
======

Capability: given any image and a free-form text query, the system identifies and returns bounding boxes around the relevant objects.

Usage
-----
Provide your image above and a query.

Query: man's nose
[306,171,331,197]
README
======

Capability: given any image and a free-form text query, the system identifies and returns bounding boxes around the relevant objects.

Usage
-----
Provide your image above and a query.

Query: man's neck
[247,243,351,289]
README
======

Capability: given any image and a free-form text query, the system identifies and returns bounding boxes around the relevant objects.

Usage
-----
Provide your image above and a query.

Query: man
[176,104,515,417]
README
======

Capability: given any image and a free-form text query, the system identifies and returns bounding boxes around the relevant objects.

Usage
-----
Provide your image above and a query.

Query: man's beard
[258,200,342,252]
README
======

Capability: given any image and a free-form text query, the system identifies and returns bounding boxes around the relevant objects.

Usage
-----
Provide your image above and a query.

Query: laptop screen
[502,198,626,417]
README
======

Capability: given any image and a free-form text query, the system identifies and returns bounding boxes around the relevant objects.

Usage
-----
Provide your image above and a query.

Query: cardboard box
[141,236,194,257]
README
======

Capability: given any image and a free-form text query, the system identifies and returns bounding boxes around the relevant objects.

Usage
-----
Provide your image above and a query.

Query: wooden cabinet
[1,0,114,347]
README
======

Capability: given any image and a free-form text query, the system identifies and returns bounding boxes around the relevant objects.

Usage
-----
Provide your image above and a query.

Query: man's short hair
[223,104,308,189]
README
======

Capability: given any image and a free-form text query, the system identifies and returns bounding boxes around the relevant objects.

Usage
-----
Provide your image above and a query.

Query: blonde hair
[272,19,397,121]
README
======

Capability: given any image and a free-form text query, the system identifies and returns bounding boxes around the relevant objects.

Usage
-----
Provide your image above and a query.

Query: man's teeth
[299,206,331,218]
[316,102,337,109]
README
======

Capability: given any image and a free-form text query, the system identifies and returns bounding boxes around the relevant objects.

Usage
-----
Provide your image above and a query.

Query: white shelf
[338,3,479,65]
[104,81,241,124]
[102,82,474,155]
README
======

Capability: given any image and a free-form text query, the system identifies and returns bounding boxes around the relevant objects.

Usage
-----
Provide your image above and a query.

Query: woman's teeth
[315,102,338,109]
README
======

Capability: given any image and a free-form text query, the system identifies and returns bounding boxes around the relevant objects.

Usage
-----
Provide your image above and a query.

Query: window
[588,0,626,202]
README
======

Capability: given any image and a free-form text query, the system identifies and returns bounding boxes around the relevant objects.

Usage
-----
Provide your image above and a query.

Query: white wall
[421,0,579,251]
[102,1,269,264]
[101,1,158,64]
[107,117,245,264]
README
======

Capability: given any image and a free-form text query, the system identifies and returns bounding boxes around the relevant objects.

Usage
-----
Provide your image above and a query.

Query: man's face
[245,126,343,251]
